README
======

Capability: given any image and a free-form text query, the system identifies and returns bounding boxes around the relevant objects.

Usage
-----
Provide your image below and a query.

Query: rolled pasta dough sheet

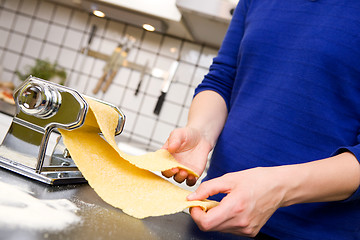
[84,98,198,176]
[59,98,217,219]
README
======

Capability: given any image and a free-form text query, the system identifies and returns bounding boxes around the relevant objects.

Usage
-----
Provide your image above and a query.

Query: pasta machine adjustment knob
[17,82,61,119]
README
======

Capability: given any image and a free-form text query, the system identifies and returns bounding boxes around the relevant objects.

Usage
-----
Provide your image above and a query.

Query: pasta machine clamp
[0,76,125,185]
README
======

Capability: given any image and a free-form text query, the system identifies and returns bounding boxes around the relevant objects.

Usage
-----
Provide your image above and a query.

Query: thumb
[166,128,187,153]
[161,139,169,150]
[187,177,230,201]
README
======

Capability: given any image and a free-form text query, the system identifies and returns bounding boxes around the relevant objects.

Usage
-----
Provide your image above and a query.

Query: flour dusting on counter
[0,181,81,231]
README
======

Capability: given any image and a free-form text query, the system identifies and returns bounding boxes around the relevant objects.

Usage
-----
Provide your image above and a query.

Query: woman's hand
[162,90,228,186]
[187,167,286,237]
[161,127,213,186]
[187,152,360,237]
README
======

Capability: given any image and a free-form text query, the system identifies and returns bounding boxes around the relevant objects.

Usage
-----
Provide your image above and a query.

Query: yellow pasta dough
[59,98,218,219]
[85,98,199,176]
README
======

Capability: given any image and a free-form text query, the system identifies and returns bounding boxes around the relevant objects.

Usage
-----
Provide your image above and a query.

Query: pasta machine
[0,76,125,185]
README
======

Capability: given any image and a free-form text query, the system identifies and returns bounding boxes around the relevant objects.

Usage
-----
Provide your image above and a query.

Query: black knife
[153,60,179,115]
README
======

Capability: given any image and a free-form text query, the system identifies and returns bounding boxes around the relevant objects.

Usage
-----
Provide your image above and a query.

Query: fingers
[162,168,198,186]
[191,195,261,236]
[161,139,169,150]
[161,127,203,186]
[186,175,197,186]
[187,177,233,232]
[190,197,234,232]
[161,168,179,178]
[174,169,189,183]
[165,129,186,153]
[187,177,230,201]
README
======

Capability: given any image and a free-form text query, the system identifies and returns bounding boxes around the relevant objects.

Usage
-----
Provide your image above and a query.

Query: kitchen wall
[0,0,218,150]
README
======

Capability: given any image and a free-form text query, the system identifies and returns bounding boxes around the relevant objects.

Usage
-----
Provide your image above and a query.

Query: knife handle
[93,72,107,94]
[88,25,97,45]
[102,70,118,93]
[135,81,141,96]
[153,91,167,115]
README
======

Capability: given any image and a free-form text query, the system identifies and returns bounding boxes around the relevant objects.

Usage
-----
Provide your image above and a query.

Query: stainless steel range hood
[47,0,236,48]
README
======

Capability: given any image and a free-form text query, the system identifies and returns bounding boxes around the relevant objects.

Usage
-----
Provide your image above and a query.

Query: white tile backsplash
[124,25,143,48]
[70,10,88,31]
[17,56,35,75]
[152,121,174,144]
[91,58,106,78]
[102,83,125,105]
[0,11,15,29]
[184,89,195,108]
[37,1,54,21]
[176,62,196,85]
[53,5,72,26]
[40,43,60,62]
[2,51,19,70]
[47,24,66,45]
[104,21,125,41]
[67,73,88,93]
[58,48,77,69]
[19,0,38,16]
[30,19,49,39]
[0,29,9,48]
[141,31,162,53]
[84,76,104,98]
[178,108,189,127]
[135,50,157,66]
[198,46,218,68]
[63,28,83,50]
[98,38,118,55]
[167,82,189,105]
[154,55,174,73]
[121,88,143,112]
[125,69,143,89]
[2,71,14,83]
[139,94,158,117]
[133,115,156,139]
[3,0,20,11]
[87,16,107,36]
[0,0,218,150]
[14,15,32,34]
[159,101,182,124]
[74,56,94,75]
[125,47,138,62]
[180,41,201,64]
[146,77,162,97]
[192,67,208,87]
[120,110,136,135]
[85,33,102,52]
[160,36,181,58]
[113,67,132,86]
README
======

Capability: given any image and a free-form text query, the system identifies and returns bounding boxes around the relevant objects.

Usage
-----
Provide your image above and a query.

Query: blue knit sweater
[195,1,360,239]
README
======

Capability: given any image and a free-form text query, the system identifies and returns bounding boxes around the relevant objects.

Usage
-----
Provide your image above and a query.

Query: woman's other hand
[161,127,212,186]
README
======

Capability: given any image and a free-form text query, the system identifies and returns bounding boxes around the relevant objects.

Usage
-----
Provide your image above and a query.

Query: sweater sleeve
[194,0,250,111]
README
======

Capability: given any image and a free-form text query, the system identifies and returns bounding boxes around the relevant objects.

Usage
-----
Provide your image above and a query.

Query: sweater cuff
[332,146,360,201]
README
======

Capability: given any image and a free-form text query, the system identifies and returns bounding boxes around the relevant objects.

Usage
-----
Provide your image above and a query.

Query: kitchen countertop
[0,168,249,240]
[0,112,249,240]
